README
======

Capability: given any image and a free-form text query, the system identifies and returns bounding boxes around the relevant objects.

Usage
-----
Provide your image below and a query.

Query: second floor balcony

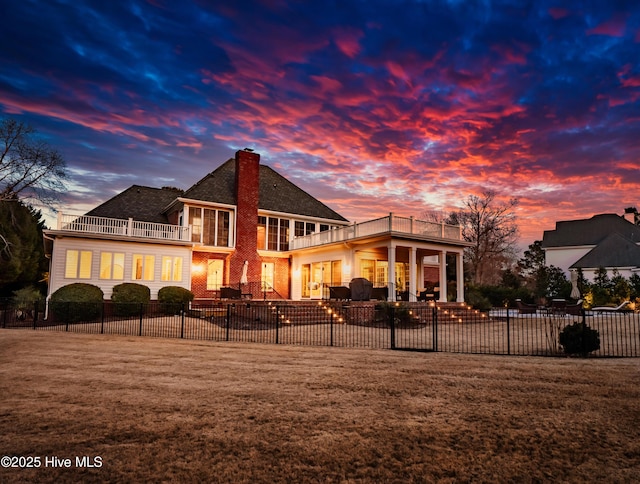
[290,214,463,250]
[54,213,191,242]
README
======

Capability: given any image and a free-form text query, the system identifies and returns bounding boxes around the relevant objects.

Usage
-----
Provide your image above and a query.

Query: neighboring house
[44,150,471,303]
[541,213,640,281]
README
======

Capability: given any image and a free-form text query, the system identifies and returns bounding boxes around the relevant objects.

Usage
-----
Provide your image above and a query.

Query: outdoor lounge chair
[515,299,537,314]
[592,301,632,313]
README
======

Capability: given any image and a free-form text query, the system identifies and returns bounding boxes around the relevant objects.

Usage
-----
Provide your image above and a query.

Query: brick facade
[228,149,261,286]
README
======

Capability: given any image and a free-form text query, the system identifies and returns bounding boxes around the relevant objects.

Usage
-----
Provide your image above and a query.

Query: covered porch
[290,231,470,302]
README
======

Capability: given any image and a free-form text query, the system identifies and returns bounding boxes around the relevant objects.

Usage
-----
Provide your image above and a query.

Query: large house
[541,212,640,281]
[44,150,471,303]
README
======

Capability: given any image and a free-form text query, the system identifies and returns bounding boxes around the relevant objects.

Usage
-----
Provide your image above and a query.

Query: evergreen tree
[0,197,47,297]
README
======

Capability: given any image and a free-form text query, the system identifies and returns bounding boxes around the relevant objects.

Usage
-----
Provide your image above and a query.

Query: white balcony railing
[56,213,191,242]
[290,214,463,250]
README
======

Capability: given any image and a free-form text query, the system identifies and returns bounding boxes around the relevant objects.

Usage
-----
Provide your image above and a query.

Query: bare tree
[450,191,519,285]
[1,119,67,203]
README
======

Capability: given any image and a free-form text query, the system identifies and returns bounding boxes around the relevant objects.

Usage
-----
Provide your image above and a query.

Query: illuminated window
[100,252,124,280]
[132,254,155,281]
[161,256,183,282]
[65,250,92,279]
[207,259,224,290]
[261,262,275,291]
[257,216,267,250]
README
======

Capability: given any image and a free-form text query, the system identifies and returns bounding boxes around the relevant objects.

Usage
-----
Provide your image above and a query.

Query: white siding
[544,246,593,277]
[49,237,192,299]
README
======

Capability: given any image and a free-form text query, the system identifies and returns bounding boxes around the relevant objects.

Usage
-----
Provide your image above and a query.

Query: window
[259,216,291,251]
[132,254,155,281]
[190,207,231,246]
[65,250,92,279]
[279,219,290,251]
[261,262,275,291]
[217,211,230,246]
[161,256,183,282]
[257,216,267,250]
[294,221,315,237]
[189,208,202,243]
[267,218,279,250]
[319,224,330,232]
[207,259,224,290]
[100,252,124,280]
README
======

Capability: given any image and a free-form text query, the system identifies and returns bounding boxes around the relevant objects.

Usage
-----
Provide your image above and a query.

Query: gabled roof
[86,185,183,223]
[181,159,348,222]
[541,214,640,248]
[570,232,640,269]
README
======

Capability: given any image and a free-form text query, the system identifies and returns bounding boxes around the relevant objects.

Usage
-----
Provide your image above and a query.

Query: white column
[439,250,447,302]
[456,251,464,302]
[409,246,417,302]
[388,242,396,301]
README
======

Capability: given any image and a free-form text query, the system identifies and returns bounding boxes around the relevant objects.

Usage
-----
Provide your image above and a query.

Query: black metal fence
[1,299,638,357]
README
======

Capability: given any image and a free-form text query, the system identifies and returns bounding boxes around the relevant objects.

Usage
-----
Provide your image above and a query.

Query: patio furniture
[349,278,373,301]
[515,299,537,314]
[565,299,583,316]
[220,287,242,299]
[551,299,567,315]
[371,287,389,301]
[329,286,351,301]
[592,301,632,313]
[417,290,435,302]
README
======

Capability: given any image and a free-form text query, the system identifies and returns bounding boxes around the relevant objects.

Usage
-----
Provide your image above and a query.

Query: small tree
[559,322,600,357]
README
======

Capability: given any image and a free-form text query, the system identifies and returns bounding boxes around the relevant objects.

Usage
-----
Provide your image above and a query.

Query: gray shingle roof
[86,158,348,223]
[570,233,640,269]
[541,214,640,248]
[86,185,183,223]
[182,159,348,222]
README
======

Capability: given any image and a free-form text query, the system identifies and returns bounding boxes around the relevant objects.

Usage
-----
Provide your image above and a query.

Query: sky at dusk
[1,0,640,248]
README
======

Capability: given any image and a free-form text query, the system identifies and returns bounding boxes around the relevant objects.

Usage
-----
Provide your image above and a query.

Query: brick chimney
[228,149,261,286]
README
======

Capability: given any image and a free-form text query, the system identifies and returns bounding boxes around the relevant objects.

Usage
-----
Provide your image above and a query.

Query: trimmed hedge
[50,283,104,323]
[158,286,194,314]
[111,283,151,317]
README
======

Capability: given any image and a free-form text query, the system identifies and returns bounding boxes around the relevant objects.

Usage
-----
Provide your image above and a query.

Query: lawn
[1,330,639,483]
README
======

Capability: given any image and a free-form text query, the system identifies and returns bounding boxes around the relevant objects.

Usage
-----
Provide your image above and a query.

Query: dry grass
[1,330,639,483]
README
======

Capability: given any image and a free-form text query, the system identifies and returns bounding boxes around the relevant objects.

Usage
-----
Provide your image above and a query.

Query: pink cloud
[548,8,570,20]
[587,16,627,37]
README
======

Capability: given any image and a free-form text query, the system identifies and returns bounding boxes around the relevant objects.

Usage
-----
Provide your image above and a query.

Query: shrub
[12,286,44,309]
[50,283,104,323]
[376,302,414,326]
[111,283,151,317]
[559,322,600,357]
[158,286,194,314]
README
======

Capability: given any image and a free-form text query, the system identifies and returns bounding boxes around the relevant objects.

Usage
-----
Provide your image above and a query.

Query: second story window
[189,207,232,247]
[258,216,290,251]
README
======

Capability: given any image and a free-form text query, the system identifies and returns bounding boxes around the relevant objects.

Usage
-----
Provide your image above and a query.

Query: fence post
[275,305,280,344]
[101,302,105,334]
[33,301,39,327]
[389,306,396,349]
[432,305,438,352]
[180,303,185,339]
[65,302,70,332]
[225,304,231,341]
[506,305,511,356]
[330,311,334,347]
[139,303,143,336]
